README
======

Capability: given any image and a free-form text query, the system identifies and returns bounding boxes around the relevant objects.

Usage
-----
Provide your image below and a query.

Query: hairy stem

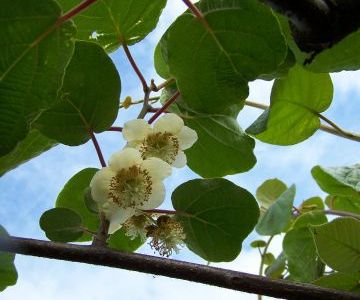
[89,131,106,167]
[245,100,360,142]
[92,213,109,247]
[322,209,360,220]
[182,0,211,31]
[108,126,123,132]
[57,0,97,25]
[1,236,359,300]
[148,91,180,124]
[258,235,275,300]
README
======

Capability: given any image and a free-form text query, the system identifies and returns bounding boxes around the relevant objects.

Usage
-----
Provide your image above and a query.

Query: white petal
[138,182,165,210]
[154,113,184,134]
[90,167,115,205]
[142,157,172,181]
[177,126,198,150]
[122,119,152,142]
[108,148,142,172]
[107,207,136,234]
[172,151,187,168]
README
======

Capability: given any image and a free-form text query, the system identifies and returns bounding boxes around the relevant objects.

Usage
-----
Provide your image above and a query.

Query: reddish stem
[182,0,211,31]
[123,43,148,92]
[89,131,106,167]
[57,0,97,26]
[108,126,123,132]
[143,209,177,215]
[148,91,180,124]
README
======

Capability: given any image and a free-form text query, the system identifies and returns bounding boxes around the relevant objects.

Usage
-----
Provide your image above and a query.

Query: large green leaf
[292,211,328,230]
[0,226,17,292]
[314,272,360,294]
[0,129,56,177]
[247,65,333,145]
[108,228,144,252]
[312,164,360,200]
[326,195,360,215]
[283,227,325,283]
[184,115,256,177]
[35,41,120,145]
[172,178,259,262]
[256,185,296,235]
[312,217,360,273]
[256,178,287,213]
[162,0,286,113]
[300,197,325,213]
[0,0,76,156]
[154,42,171,79]
[56,168,100,242]
[306,29,360,73]
[40,208,84,242]
[58,0,166,51]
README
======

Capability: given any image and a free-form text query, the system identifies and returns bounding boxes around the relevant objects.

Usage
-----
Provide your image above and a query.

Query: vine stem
[322,209,360,220]
[244,100,360,142]
[108,126,123,132]
[148,91,181,124]
[57,0,97,25]
[89,131,106,167]
[1,236,359,300]
[258,235,274,300]
[182,0,211,31]
[143,209,177,215]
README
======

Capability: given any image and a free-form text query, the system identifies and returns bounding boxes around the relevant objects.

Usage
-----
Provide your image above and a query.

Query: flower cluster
[90,113,197,254]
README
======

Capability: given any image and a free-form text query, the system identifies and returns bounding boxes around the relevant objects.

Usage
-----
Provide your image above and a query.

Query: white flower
[122,113,198,168]
[90,148,172,234]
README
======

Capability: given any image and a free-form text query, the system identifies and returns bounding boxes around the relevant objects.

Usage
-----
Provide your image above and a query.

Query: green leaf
[58,0,166,51]
[314,272,360,294]
[108,228,144,252]
[0,0,76,155]
[35,41,121,145]
[184,115,256,177]
[293,211,328,230]
[256,185,296,235]
[306,29,360,73]
[56,168,100,242]
[311,217,360,273]
[154,42,171,79]
[256,178,287,213]
[326,195,360,214]
[84,187,99,214]
[162,0,286,113]
[40,208,83,242]
[263,252,275,265]
[247,65,333,145]
[265,252,286,279]
[312,164,360,200]
[300,197,325,213]
[0,129,56,177]
[0,226,18,292]
[283,227,325,282]
[172,178,259,262]
[250,240,267,248]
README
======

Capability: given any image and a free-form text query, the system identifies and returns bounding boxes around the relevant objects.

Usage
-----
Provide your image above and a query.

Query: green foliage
[160,0,286,113]
[265,252,286,279]
[0,226,18,291]
[250,240,267,248]
[292,211,328,229]
[247,65,333,145]
[185,115,256,177]
[172,178,259,262]
[0,130,56,177]
[314,272,360,294]
[0,0,76,156]
[312,164,360,200]
[256,185,296,235]
[326,195,360,214]
[300,197,325,213]
[311,217,360,273]
[57,0,166,51]
[35,41,121,145]
[108,228,144,252]
[40,208,84,242]
[256,178,287,213]
[263,253,275,266]
[56,168,100,242]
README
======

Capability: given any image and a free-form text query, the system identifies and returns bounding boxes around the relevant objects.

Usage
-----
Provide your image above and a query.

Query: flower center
[140,132,179,164]
[108,165,152,209]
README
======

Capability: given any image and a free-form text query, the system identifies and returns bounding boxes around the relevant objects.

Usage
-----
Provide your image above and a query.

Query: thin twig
[258,235,274,300]
[244,100,360,142]
[323,209,360,220]
[143,209,177,215]
[108,126,123,132]
[57,0,97,25]
[91,212,109,247]
[182,0,211,31]
[150,78,176,92]
[148,91,180,124]
[89,131,106,167]
[1,236,359,300]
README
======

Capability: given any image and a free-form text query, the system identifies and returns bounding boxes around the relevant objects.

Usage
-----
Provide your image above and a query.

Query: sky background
[1,1,360,299]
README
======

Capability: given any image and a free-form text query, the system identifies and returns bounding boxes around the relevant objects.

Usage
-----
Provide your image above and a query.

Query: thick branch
[0,236,359,300]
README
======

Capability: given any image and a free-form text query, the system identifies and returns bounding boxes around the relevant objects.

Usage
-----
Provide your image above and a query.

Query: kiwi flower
[90,148,172,234]
[122,113,198,168]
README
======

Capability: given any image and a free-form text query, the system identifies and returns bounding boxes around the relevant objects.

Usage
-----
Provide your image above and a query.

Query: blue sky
[1,2,360,299]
